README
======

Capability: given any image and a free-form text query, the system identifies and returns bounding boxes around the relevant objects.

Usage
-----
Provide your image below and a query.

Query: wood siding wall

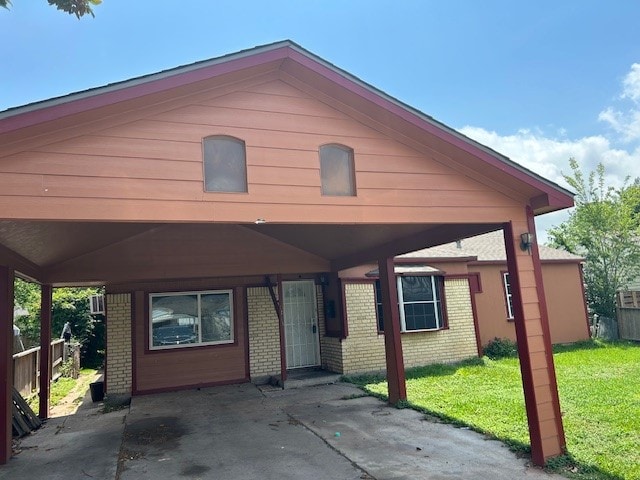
[130,284,248,394]
[473,263,589,346]
[0,75,525,225]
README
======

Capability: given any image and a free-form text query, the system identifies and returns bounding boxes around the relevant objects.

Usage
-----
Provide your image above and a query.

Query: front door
[283,280,321,369]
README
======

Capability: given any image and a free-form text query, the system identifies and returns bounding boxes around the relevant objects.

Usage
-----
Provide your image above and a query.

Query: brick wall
[340,278,478,375]
[105,293,132,394]
[247,287,281,380]
[341,283,386,374]
[317,286,343,373]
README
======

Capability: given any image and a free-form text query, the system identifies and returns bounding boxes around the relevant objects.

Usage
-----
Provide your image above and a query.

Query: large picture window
[149,290,233,350]
[203,136,247,193]
[319,144,356,196]
[375,276,445,332]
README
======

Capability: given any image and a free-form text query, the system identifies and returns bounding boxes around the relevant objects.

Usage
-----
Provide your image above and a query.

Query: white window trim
[149,289,234,351]
[396,276,443,332]
[503,272,514,320]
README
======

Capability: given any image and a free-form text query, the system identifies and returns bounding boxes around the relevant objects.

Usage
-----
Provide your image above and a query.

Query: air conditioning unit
[89,294,105,314]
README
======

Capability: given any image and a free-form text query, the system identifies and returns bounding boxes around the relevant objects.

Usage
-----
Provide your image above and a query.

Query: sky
[2,1,640,241]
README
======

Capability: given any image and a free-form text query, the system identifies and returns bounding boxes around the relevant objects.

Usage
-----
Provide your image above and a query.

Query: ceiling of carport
[0,220,501,285]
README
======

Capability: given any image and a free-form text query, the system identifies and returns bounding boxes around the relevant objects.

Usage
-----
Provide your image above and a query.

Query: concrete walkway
[2,382,563,479]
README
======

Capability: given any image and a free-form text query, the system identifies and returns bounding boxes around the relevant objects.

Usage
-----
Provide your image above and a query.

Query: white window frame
[375,276,445,332]
[397,275,443,332]
[89,294,105,314]
[149,289,234,350]
[503,272,514,320]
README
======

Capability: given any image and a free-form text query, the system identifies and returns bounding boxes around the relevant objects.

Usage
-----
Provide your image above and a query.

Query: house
[0,41,572,466]
[330,230,589,375]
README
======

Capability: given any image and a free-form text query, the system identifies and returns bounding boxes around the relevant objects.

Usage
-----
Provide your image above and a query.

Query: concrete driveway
[4,382,563,479]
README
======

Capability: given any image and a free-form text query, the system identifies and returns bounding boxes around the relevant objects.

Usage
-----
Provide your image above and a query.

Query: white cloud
[457,126,640,243]
[622,63,640,102]
[599,63,640,142]
[458,126,640,189]
[459,62,640,243]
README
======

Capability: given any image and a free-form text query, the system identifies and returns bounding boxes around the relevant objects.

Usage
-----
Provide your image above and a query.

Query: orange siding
[0,78,525,224]
[472,263,588,347]
[542,263,590,343]
[46,224,330,284]
[133,286,248,393]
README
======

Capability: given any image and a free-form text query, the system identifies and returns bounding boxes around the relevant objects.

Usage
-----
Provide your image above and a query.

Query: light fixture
[318,274,329,286]
[254,218,266,225]
[520,232,534,253]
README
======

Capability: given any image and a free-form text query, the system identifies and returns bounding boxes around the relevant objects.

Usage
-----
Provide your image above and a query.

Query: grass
[26,368,98,412]
[345,340,640,480]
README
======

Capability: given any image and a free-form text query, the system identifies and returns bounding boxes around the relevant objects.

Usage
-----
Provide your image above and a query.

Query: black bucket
[90,381,104,402]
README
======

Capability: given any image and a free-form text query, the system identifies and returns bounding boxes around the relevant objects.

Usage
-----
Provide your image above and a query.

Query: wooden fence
[617,307,640,341]
[12,339,66,397]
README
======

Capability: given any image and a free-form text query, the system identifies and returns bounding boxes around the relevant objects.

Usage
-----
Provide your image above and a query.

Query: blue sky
[2,1,640,239]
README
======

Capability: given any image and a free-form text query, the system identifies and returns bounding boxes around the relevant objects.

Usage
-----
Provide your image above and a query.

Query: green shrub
[483,337,518,359]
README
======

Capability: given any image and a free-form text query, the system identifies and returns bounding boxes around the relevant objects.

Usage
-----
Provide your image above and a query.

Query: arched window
[203,136,247,193]
[319,144,356,196]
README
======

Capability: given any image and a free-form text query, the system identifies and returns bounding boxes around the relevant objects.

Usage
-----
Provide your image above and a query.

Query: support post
[0,266,14,465]
[276,275,287,386]
[504,217,565,466]
[39,284,52,419]
[378,257,406,404]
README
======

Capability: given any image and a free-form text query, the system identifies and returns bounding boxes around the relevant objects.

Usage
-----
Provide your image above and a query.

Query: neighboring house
[331,230,589,375]
[404,230,590,347]
[0,41,573,465]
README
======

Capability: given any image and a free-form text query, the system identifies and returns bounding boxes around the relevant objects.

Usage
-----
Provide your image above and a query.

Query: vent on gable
[89,294,105,315]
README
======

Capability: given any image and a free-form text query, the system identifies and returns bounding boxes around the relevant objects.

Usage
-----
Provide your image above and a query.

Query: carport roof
[0,40,573,212]
[0,41,573,285]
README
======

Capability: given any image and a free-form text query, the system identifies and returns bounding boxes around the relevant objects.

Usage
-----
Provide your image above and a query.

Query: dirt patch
[181,464,211,476]
[124,416,186,450]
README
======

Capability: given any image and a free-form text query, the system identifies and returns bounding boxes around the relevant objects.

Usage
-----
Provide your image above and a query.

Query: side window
[203,136,247,193]
[319,144,356,196]
[503,272,514,319]
[375,276,446,332]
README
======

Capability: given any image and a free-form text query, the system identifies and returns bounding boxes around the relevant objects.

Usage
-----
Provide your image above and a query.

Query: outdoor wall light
[520,232,534,253]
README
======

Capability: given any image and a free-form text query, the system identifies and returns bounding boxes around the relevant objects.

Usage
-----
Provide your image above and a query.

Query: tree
[13,278,105,366]
[548,158,640,318]
[0,0,102,18]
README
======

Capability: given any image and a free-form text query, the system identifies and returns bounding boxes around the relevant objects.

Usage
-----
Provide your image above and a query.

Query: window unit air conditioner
[90,294,105,315]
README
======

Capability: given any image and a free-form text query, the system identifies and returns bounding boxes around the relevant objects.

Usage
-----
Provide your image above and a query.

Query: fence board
[12,339,65,397]
[617,307,640,341]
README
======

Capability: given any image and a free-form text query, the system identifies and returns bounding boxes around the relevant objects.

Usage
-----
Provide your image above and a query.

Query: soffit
[0,220,499,285]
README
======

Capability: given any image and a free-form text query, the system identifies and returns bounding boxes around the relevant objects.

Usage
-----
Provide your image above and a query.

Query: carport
[1,41,571,467]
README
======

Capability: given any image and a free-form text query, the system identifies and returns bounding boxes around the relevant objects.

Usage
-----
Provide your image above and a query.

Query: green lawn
[346,341,640,480]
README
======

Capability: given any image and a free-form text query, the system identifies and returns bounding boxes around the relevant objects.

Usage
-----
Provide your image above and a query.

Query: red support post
[39,284,52,419]
[378,257,406,404]
[0,266,14,465]
[503,217,565,465]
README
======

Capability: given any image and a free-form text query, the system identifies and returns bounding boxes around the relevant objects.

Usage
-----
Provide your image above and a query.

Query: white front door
[283,280,321,369]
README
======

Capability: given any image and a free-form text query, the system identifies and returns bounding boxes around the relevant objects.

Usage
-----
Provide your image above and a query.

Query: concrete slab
[2,383,127,480]
[2,381,565,479]
[117,383,365,479]
[267,383,561,479]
